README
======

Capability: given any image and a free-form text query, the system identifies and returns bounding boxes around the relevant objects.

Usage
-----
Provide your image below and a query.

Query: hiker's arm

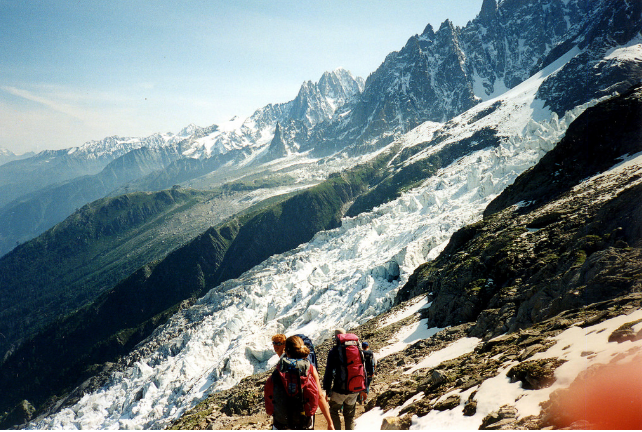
[322,348,335,393]
[312,365,334,430]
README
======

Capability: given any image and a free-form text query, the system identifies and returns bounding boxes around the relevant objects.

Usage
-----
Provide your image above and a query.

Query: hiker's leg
[329,393,345,430]
[342,393,359,430]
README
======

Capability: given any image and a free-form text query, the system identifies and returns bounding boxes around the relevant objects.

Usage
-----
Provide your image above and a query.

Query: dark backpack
[336,333,367,393]
[294,333,318,372]
[264,357,319,429]
[363,350,376,377]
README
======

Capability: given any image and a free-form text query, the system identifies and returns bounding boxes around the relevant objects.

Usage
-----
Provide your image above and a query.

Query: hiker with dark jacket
[265,335,334,430]
[361,341,376,389]
[322,328,364,430]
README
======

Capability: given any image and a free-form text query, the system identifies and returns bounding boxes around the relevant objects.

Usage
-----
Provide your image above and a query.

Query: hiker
[271,333,286,358]
[323,329,368,430]
[265,335,334,430]
[361,341,377,390]
[295,333,319,372]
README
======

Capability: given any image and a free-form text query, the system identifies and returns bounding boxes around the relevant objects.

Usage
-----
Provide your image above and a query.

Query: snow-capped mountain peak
[179,68,365,159]
[289,67,364,128]
[177,123,201,138]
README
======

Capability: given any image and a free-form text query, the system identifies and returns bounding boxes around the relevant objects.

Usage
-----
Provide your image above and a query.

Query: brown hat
[334,328,346,336]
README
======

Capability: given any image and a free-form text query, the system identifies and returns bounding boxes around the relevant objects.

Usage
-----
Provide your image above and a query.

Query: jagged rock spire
[479,0,497,23]
[421,23,435,39]
[267,122,288,160]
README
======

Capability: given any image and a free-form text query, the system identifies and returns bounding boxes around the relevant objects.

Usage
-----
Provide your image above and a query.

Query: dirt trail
[313,401,367,430]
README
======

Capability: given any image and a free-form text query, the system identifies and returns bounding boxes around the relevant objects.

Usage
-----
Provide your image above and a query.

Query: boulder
[608,319,642,343]
[507,358,566,390]
[381,416,407,430]
[480,405,518,429]
[433,394,461,411]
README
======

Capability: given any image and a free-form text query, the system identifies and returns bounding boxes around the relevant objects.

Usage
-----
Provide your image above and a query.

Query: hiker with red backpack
[322,329,368,430]
[265,335,334,430]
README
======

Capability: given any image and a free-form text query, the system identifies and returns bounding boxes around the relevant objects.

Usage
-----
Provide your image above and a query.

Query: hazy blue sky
[1,1,483,154]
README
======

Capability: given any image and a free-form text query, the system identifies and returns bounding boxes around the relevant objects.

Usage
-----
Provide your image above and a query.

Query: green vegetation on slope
[0,188,216,356]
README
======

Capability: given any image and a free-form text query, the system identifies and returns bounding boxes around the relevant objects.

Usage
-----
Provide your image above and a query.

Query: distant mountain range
[0,148,34,167]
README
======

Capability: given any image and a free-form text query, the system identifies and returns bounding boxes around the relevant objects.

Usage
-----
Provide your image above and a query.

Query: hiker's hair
[285,335,310,359]
[272,334,286,344]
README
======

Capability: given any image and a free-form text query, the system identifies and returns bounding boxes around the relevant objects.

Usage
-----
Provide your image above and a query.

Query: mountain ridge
[0,69,365,257]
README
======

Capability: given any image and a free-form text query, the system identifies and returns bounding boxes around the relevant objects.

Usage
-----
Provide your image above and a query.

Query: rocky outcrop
[290,69,365,128]
[485,83,642,217]
[265,123,289,160]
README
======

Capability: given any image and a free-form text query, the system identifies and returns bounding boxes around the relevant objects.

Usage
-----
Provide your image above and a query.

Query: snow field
[354,309,642,430]
[376,295,430,330]
[375,319,443,360]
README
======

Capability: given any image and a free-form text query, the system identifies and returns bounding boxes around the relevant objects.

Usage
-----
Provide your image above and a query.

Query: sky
[0,0,484,155]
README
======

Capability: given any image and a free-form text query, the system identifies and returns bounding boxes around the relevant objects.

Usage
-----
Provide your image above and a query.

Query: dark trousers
[329,392,358,430]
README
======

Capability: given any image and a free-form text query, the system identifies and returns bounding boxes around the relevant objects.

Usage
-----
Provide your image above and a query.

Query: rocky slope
[168,84,642,431]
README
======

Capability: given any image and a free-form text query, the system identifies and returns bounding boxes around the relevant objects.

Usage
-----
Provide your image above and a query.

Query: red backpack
[264,357,319,429]
[337,333,367,393]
